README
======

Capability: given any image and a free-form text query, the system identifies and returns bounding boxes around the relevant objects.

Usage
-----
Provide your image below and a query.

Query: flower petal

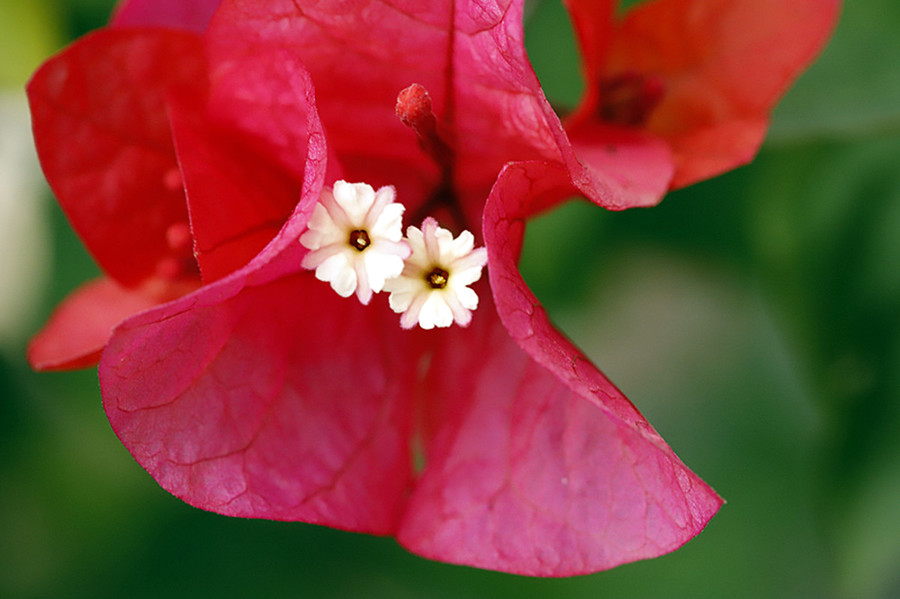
[567,121,674,209]
[395,161,724,575]
[398,298,719,575]
[99,104,410,529]
[28,278,165,371]
[610,0,842,187]
[27,29,205,287]
[111,0,221,31]
[212,0,443,209]
[169,44,318,281]
[665,117,770,189]
[101,274,415,532]
[211,0,570,214]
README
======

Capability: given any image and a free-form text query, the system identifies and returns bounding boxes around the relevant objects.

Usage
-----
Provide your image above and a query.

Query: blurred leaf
[0,0,61,87]
[836,428,900,599]
[748,138,900,388]
[519,199,609,309]
[525,0,583,107]
[771,0,900,142]
[519,163,757,316]
[63,0,120,38]
[748,137,900,598]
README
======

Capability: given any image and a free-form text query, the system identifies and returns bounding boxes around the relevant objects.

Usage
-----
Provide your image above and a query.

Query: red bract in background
[562,0,841,203]
[25,0,838,577]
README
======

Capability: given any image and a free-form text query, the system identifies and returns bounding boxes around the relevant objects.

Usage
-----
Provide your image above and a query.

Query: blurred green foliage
[0,1,60,87]
[1,0,898,598]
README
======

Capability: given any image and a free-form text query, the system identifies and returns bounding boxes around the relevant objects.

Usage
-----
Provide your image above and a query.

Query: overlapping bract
[27,0,838,575]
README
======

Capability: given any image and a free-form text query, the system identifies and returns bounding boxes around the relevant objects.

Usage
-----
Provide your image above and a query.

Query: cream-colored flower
[385,217,487,329]
[300,181,411,304]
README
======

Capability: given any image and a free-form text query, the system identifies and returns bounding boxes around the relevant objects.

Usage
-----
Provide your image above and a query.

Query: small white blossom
[384,217,488,330]
[300,181,411,304]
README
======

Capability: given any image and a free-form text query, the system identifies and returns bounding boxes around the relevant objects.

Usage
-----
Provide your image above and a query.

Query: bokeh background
[1,0,898,597]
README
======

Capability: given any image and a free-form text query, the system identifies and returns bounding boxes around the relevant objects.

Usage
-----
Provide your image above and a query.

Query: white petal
[421,218,443,263]
[443,291,473,327]
[354,258,373,304]
[314,252,351,284]
[448,229,475,258]
[372,238,413,259]
[334,180,375,221]
[301,204,342,249]
[363,251,405,292]
[455,285,479,311]
[450,264,486,288]
[318,187,351,230]
[330,259,359,298]
[418,293,453,329]
[400,293,429,329]
[371,202,406,241]
[366,185,397,225]
[434,226,457,258]
[387,285,416,313]
[304,203,332,234]
[301,242,345,270]
[405,226,427,266]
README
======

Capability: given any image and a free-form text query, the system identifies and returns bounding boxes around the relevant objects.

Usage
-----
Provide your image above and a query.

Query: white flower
[384,217,488,329]
[300,181,411,304]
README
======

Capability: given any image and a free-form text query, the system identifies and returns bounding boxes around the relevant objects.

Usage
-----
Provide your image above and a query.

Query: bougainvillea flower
[28,0,833,575]
[561,0,841,200]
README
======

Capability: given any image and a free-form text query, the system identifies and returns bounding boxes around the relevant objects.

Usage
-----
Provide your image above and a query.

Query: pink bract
[563,0,842,197]
[28,0,837,576]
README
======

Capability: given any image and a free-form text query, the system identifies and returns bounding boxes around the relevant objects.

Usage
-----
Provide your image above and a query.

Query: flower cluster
[299,180,488,330]
[27,0,840,576]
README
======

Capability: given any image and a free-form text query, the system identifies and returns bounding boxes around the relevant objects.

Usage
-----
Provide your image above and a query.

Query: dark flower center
[426,267,449,289]
[598,71,665,128]
[348,229,371,252]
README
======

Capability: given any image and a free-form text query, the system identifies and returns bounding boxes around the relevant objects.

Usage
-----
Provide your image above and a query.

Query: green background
[1,0,898,597]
